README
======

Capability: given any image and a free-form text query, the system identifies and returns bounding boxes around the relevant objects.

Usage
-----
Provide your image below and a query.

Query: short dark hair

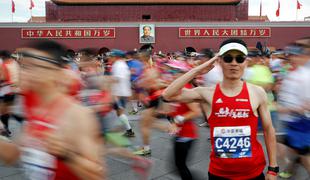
[139,44,154,52]
[143,26,152,31]
[126,50,137,57]
[0,50,11,60]
[28,40,67,65]
[220,38,247,49]
[66,49,75,58]
[98,47,110,55]
[201,48,214,59]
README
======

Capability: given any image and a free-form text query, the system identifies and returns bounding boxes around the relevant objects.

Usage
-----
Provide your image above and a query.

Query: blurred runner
[78,50,152,180]
[0,50,19,137]
[245,49,275,131]
[277,40,310,179]
[0,40,105,180]
[134,51,177,156]
[125,51,144,115]
[165,60,201,180]
[108,49,135,137]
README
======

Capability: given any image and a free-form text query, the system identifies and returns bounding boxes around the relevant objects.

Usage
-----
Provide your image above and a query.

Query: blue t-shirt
[126,59,144,82]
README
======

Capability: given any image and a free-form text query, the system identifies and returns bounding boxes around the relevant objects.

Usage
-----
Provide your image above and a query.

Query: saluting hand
[194,54,218,75]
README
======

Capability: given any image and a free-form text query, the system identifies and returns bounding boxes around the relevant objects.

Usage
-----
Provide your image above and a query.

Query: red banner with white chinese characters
[179,28,271,38]
[21,28,115,39]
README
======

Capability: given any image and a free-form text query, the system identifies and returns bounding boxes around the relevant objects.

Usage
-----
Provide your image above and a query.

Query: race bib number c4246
[213,126,252,158]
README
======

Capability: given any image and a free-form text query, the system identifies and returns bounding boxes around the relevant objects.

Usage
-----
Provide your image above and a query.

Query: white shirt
[278,61,310,121]
[111,60,132,97]
[203,64,223,87]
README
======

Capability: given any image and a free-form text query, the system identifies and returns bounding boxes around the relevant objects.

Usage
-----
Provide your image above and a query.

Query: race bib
[21,147,56,180]
[213,126,252,158]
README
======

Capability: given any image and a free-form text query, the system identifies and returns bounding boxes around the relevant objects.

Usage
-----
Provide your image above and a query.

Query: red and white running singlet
[0,59,19,96]
[22,92,80,180]
[208,82,265,179]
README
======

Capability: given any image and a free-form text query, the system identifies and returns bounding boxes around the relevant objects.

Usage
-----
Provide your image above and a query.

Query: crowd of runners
[0,37,309,180]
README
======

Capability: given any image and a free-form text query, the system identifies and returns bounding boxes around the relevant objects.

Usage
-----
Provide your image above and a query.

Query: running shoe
[128,110,139,115]
[278,171,293,179]
[123,130,135,137]
[133,148,152,156]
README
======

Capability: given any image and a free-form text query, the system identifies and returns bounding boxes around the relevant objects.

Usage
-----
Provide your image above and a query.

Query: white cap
[219,42,248,56]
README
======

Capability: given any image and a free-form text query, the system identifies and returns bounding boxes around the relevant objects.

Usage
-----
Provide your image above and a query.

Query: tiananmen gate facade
[0,0,309,52]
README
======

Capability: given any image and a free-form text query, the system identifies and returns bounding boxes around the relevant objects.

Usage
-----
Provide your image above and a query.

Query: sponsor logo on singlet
[235,98,249,102]
[215,98,223,103]
[215,107,249,118]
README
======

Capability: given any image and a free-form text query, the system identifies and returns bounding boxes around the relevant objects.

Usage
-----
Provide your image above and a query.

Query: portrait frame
[139,24,155,44]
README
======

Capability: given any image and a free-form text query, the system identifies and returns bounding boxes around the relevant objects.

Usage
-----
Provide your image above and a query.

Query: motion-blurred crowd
[0,37,309,180]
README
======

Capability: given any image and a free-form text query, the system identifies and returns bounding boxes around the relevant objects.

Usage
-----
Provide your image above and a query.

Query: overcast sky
[0,0,309,22]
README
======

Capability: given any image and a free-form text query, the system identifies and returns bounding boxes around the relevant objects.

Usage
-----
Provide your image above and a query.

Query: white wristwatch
[174,115,185,124]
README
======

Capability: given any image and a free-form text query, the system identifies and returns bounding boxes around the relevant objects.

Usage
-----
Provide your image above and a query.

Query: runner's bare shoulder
[246,83,266,96]
[245,82,267,106]
[193,85,216,104]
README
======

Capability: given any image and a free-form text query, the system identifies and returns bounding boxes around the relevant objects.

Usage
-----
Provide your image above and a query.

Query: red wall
[0,26,309,53]
[46,1,248,22]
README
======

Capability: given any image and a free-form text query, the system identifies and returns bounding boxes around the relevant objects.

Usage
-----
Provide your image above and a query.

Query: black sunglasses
[13,52,63,67]
[222,55,246,64]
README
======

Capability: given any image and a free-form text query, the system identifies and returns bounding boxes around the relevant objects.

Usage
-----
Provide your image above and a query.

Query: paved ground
[0,114,309,180]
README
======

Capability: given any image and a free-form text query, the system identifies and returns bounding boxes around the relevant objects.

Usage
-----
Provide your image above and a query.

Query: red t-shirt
[208,82,266,179]
[169,84,198,139]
